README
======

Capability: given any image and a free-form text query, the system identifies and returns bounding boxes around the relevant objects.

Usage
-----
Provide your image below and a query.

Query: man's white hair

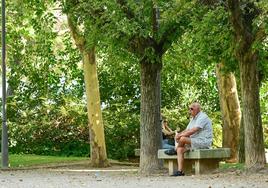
[192,102,201,111]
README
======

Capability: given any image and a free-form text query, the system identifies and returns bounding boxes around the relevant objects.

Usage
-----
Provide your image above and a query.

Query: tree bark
[83,49,109,167]
[67,15,109,167]
[228,0,266,170]
[239,54,265,169]
[216,63,241,162]
[238,113,245,163]
[139,57,162,174]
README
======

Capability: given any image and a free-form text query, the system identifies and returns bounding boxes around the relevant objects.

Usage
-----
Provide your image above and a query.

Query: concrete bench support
[158,148,230,175]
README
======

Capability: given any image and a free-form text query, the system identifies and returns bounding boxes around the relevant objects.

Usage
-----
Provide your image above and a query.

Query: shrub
[103,106,140,160]
[6,100,90,157]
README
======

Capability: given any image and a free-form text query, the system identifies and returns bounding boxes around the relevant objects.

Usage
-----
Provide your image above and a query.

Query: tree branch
[128,36,156,56]
[116,0,135,19]
[254,25,266,44]
[67,15,86,52]
[227,0,245,38]
[197,0,223,7]
[227,0,256,51]
[158,21,184,55]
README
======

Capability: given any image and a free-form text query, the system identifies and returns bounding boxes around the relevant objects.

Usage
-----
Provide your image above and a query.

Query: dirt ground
[0,163,268,188]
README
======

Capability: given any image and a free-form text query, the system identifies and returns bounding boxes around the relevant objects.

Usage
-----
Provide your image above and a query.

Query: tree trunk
[83,49,110,167]
[228,0,266,170]
[216,63,241,162]
[139,57,162,174]
[238,113,245,163]
[67,16,109,167]
[239,54,266,169]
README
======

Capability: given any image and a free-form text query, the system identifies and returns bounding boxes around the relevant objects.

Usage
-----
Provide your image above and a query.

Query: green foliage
[161,108,189,131]
[103,107,140,160]
[7,99,90,157]
[98,50,141,160]
[162,50,220,111]
[210,112,223,148]
[260,82,268,148]
[161,6,231,112]
[5,0,88,157]
[98,51,140,109]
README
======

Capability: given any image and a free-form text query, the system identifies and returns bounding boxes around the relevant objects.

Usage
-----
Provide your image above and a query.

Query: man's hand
[176,127,200,142]
[175,132,186,142]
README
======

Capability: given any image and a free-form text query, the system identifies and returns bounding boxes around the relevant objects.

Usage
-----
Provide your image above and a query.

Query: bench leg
[194,159,219,175]
[168,160,177,175]
[167,159,194,175]
[184,160,194,174]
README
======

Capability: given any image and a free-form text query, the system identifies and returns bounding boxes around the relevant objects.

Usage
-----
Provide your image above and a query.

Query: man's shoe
[172,171,185,176]
[164,148,177,155]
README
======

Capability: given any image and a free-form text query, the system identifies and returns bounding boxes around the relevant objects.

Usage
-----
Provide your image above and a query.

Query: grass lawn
[219,162,245,170]
[3,154,267,169]
[7,154,88,168]
[220,162,268,170]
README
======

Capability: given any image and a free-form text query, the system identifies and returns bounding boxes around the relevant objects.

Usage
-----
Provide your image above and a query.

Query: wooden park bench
[158,148,231,175]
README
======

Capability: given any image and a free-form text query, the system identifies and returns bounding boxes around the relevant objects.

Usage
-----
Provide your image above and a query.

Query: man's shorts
[190,137,211,149]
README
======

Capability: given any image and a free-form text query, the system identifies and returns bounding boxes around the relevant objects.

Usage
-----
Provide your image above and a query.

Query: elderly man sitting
[165,102,213,176]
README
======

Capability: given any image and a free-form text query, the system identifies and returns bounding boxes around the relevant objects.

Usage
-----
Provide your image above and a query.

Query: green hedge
[2,106,267,160]
[3,103,140,160]
[8,111,90,157]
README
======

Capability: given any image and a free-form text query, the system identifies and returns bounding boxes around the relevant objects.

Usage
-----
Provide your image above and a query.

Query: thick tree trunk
[239,54,266,169]
[139,58,162,174]
[228,0,266,170]
[238,113,245,163]
[216,63,241,162]
[83,49,110,167]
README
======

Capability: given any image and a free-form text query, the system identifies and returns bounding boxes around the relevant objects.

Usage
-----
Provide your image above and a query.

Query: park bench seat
[158,148,231,175]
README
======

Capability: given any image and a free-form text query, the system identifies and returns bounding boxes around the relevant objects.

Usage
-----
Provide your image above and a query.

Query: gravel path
[0,166,268,188]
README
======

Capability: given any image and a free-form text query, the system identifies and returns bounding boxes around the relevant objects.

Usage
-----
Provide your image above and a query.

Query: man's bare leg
[176,137,191,172]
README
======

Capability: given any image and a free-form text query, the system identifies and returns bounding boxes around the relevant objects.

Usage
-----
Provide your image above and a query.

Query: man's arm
[176,127,200,141]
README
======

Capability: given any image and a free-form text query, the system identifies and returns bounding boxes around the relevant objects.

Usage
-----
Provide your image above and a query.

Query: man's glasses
[189,107,194,111]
